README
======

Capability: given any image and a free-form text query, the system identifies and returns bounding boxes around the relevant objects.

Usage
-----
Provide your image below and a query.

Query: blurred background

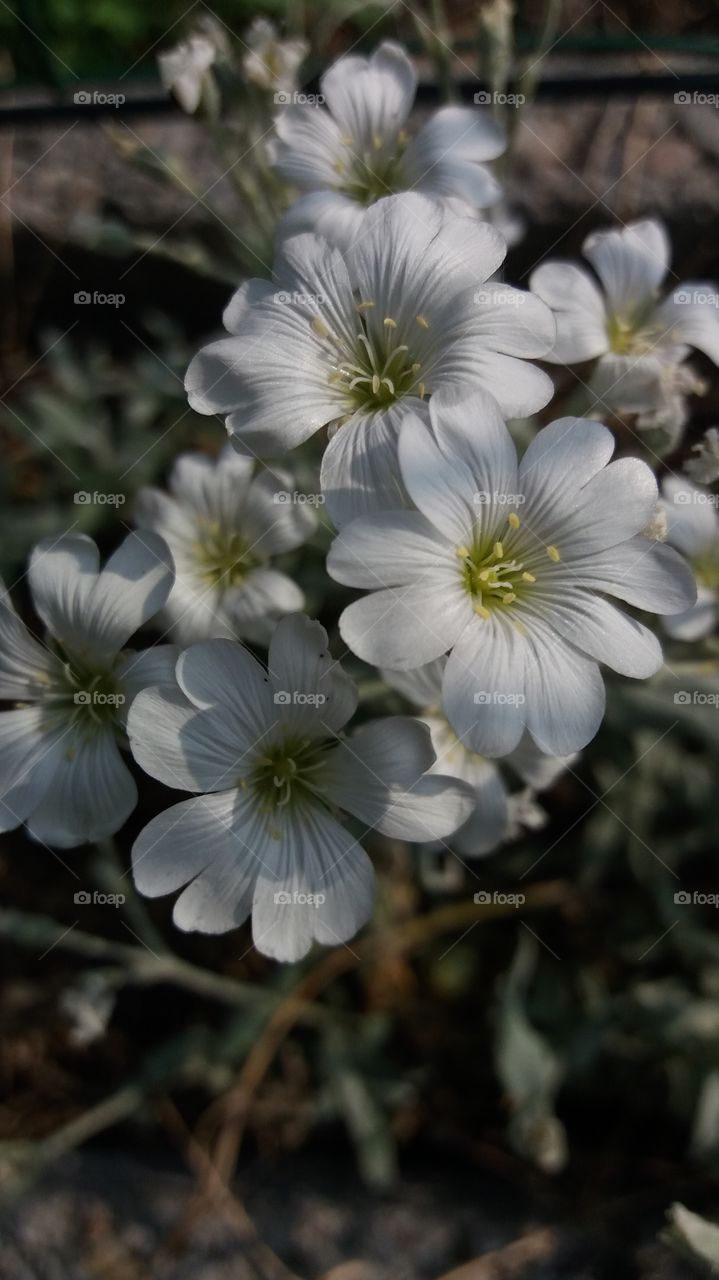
[1,2,719,1277]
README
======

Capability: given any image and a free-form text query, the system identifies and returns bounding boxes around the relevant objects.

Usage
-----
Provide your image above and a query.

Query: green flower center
[312,308,433,414]
[456,513,561,621]
[335,129,410,205]
[194,521,262,588]
[40,646,125,733]
[249,735,332,811]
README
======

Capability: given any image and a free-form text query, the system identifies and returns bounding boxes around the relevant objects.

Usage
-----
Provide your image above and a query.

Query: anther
[474,604,491,619]
[383,317,397,328]
[416,314,430,329]
[546,545,561,562]
[356,301,375,312]
[494,541,504,558]
[507,512,520,529]
[311,316,329,338]
[455,545,470,558]
[522,572,536,583]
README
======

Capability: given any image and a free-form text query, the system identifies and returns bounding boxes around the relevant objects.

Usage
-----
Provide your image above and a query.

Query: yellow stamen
[311,315,329,338]
[356,300,375,312]
[547,545,561,562]
[474,604,491,620]
[479,568,492,581]
[522,571,536,583]
[508,512,520,529]
[494,541,504,558]
[501,592,517,605]
[416,314,430,329]
[372,374,381,395]
[383,316,397,328]
[455,545,470,558]
[418,382,426,399]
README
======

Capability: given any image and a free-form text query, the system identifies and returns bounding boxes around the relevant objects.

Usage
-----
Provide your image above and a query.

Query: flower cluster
[4,37,711,964]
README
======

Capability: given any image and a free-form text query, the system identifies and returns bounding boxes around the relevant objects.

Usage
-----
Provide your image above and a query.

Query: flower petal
[529,262,609,363]
[320,41,416,143]
[323,716,475,840]
[583,218,670,315]
[128,683,251,792]
[81,531,175,660]
[267,613,357,736]
[339,581,470,670]
[523,620,605,756]
[251,805,375,961]
[442,612,527,757]
[0,583,55,700]
[320,401,420,526]
[328,509,449,588]
[132,789,239,898]
[28,533,99,654]
[24,729,137,848]
[572,536,697,614]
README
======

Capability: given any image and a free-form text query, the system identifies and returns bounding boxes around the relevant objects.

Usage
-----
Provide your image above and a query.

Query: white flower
[242,17,308,93]
[383,658,574,857]
[185,193,555,527]
[0,531,176,848]
[271,41,506,252]
[158,33,219,115]
[328,389,696,757]
[685,427,719,487]
[128,614,474,962]
[530,219,719,415]
[134,446,316,645]
[660,476,719,640]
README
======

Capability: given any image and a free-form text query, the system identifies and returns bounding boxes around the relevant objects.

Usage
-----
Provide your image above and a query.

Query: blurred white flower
[158,32,220,115]
[685,427,719,487]
[243,17,308,94]
[134,446,316,646]
[383,658,575,857]
[660,476,719,640]
[329,390,696,757]
[128,615,474,962]
[185,193,555,527]
[0,532,176,848]
[531,219,719,416]
[272,41,506,251]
